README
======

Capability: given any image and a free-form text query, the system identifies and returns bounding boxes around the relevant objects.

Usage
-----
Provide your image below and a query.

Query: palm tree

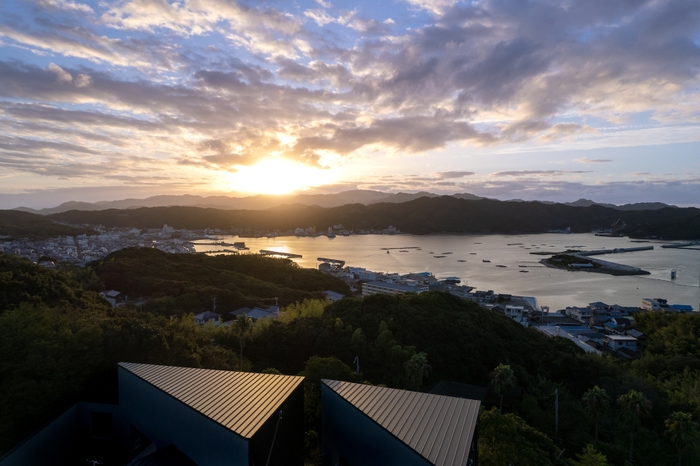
[582,385,609,450]
[665,411,700,466]
[490,364,517,414]
[232,315,253,370]
[617,389,652,464]
[404,352,431,391]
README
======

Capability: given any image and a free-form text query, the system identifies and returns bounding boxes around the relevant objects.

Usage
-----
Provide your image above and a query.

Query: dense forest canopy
[1,251,700,464]
[89,248,350,314]
[0,210,96,240]
[42,197,700,239]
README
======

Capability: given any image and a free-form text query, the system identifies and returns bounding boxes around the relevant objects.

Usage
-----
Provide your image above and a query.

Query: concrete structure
[362,281,428,297]
[642,298,661,311]
[322,379,480,466]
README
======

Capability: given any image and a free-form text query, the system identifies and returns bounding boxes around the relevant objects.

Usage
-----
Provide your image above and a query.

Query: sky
[0,0,699,209]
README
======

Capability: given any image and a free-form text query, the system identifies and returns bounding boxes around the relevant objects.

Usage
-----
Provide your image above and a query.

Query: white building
[604,335,638,352]
[362,281,428,297]
[642,298,661,311]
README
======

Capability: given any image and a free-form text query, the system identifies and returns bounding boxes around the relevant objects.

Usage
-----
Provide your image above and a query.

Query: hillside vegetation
[0,210,96,240]
[1,252,700,465]
[47,197,700,239]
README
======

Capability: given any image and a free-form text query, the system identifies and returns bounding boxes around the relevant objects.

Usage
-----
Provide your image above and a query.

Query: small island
[541,253,650,276]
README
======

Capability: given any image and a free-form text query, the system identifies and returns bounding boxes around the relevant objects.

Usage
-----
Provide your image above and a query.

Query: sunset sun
[226,158,337,195]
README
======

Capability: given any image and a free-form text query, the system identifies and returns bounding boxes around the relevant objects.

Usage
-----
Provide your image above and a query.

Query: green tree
[665,411,700,466]
[569,444,609,466]
[617,389,652,464]
[491,363,517,414]
[232,315,253,370]
[478,407,557,466]
[582,385,609,450]
[404,352,431,391]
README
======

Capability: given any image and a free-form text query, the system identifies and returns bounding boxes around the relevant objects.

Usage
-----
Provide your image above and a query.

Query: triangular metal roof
[322,379,481,466]
[119,363,304,439]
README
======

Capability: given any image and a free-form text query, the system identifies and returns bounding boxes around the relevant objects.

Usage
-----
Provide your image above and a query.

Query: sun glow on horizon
[225,158,337,195]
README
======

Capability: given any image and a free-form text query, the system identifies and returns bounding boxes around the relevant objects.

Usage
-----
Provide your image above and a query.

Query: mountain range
[13,191,674,215]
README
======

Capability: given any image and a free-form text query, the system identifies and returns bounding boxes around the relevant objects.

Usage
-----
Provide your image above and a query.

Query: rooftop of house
[119,363,304,440]
[323,379,480,466]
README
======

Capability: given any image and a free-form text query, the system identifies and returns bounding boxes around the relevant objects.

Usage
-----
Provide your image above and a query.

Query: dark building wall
[118,367,249,466]
[249,384,304,466]
[321,385,432,466]
[0,405,78,466]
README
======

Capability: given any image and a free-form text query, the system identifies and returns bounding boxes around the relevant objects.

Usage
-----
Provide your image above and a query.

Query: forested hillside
[46,197,700,239]
[0,210,96,240]
[1,253,700,465]
[89,248,350,314]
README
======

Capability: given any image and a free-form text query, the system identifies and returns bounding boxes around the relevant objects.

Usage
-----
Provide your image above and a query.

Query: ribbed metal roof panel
[120,363,304,439]
[323,379,480,466]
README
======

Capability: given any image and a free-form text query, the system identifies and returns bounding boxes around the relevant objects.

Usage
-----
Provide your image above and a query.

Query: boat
[434,255,446,258]
[483,259,490,263]
[457,260,466,262]
[387,250,390,254]
[520,270,529,273]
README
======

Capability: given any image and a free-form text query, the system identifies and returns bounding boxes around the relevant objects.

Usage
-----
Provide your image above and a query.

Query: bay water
[193,233,700,311]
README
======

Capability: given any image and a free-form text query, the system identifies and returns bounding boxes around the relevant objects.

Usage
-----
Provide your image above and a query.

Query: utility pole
[354,356,360,374]
[213,297,216,312]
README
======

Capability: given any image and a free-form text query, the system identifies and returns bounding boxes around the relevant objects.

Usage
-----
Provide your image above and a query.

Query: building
[230,305,280,321]
[99,290,127,308]
[566,306,593,323]
[362,281,428,297]
[604,335,638,354]
[0,363,305,466]
[323,290,345,302]
[322,379,480,466]
[193,310,221,325]
[642,298,661,311]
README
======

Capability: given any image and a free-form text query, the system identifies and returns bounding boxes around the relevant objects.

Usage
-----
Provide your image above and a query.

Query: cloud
[47,63,73,83]
[1,0,700,204]
[575,158,613,164]
[438,171,475,179]
[491,170,593,177]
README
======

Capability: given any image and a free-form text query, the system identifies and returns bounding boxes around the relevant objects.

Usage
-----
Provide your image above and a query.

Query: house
[193,311,221,325]
[566,306,593,323]
[589,302,609,313]
[604,335,638,355]
[0,364,305,466]
[323,290,345,302]
[669,304,694,313]
[230,305,280,321]
[642,298,661,311]
[99,290,127,308]
[322,379,480,466]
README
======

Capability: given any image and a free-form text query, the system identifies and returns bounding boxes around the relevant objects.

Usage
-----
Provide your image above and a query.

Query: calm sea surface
[193,233,700,311]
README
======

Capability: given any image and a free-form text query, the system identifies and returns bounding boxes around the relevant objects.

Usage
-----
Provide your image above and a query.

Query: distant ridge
[13,192,674,215]
[41,196,700,240]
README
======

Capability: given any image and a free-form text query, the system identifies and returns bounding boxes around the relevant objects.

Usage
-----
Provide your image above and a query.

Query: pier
[662,242,700,249]
[318,257,346,268]
[260,249,302,259]
[531,246,654,256]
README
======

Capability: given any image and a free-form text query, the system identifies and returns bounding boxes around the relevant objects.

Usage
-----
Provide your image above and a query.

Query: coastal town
[3,222,696,364]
